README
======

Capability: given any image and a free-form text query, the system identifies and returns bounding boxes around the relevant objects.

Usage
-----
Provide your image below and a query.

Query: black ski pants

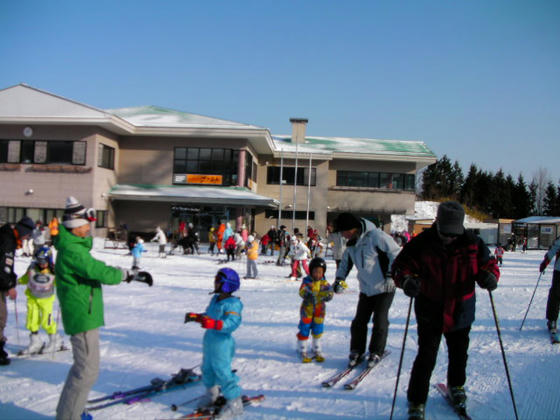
[350,291,395,357]
[407,319,470,404]
[546,269,560,322]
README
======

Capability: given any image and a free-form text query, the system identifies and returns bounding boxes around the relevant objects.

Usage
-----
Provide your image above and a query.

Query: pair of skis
[434,383,472,420]
[86,368,201,411]
[322,350,390,390]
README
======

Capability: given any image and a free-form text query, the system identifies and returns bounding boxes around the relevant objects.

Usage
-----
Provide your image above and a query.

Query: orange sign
[186,174,223,185]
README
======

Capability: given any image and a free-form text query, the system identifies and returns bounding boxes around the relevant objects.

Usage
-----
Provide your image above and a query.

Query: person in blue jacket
[131,237,146,269]
[185,268,243,419]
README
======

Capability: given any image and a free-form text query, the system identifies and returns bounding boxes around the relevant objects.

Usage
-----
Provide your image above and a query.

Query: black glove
[477,270,497,291]
[125,270,153,286]
[402,276,421,298]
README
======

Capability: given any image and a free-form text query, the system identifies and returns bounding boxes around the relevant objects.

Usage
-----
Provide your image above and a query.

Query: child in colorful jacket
[225,236,236,262]
[185,268,244,419]
[494,244,505,266]
[245,235,259,279]
[18,245,63,355]
[297,257,333,362]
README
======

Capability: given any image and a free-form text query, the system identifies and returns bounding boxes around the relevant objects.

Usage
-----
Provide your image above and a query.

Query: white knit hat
[62,196,96,229]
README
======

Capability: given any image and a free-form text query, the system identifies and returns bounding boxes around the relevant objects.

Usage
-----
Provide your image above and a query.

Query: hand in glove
[184,312,204,323]
[477,270,498,291]
[333,278,348,294]
[540,256,550,273]
[200,316,223,330]
[124,270,153,286]
[402,276,421,298]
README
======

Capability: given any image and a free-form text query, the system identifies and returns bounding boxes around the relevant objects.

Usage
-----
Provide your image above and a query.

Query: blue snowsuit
[201,295,243,400]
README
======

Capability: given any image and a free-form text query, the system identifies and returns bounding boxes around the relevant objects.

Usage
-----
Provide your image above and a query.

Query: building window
[0,139,86,165]
[173,147,239,186]
[266,166,316,186]
[265,209,315,220]
[96,210,108,227]
[98,144,115,169]
[337,170,415,191]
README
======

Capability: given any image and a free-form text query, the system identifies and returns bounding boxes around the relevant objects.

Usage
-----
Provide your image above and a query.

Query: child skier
[245,235,259,279]
[288,236,311,281]
[225,235,236,262]
[131,237,146,269]
[494,244,505,267]
[297,257,333,362]
[17,245,63,355]
[185,268,244,419]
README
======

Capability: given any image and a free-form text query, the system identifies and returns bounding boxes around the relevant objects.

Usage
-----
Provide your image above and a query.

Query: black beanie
[334,213,361,232]
[16,216,35,238]
[437,201,465,235]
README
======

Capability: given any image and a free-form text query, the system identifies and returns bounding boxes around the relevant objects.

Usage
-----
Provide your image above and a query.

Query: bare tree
[532,167,551,215]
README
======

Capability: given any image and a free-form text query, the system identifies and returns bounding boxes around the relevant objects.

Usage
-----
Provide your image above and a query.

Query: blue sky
[1,1,559,183]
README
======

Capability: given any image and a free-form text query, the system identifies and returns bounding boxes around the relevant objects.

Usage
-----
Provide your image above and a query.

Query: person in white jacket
[540,236,560,333]
[151,226,167,258]
[333,213,401,367]
[288,236,311,281]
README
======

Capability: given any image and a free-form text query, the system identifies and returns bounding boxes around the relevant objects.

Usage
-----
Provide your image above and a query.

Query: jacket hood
[54,225,93,252]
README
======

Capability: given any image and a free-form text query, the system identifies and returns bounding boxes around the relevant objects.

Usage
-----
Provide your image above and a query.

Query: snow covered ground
[1,241,559,420]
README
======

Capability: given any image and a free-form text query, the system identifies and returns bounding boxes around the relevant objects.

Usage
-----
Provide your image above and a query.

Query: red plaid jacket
[392,224,500,332]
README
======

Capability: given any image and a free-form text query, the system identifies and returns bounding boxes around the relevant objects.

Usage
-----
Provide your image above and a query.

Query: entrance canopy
[109,184,279,208]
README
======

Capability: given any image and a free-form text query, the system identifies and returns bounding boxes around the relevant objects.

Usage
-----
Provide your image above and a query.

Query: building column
[236,150,246,230]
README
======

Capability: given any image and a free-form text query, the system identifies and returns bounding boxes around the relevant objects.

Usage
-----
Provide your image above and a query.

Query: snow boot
[297,339,312,363]
[547,319,557,333]
[215,396,243,419]
[42,333,63,354]
[22,332,44,355]
[348,350,364,367]
[0,340,10,365]
[197,385,221,409]
[312,336,325,362]
[407,401,425,420]
[449,385,467,408]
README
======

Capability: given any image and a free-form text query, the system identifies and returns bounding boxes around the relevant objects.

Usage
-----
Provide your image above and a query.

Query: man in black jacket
[0,216,35,365]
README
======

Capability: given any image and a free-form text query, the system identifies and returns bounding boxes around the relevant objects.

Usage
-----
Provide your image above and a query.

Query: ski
[343,350,390,390]
[175,394,265,420]
[86,368,201,411]
[434,383,472,420]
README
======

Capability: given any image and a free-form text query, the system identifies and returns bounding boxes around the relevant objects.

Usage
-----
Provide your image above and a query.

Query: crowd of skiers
[2,199,560,420]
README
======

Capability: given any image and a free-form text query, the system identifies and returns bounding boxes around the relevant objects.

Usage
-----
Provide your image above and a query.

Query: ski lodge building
[0,84,436,239]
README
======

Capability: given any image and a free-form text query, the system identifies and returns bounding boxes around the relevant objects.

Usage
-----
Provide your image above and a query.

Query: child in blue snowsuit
[185,268,243,419]
[297,257,333,362]
[131,237,146,269]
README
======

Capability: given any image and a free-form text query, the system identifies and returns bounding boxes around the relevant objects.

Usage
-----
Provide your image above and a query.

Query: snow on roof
[109,184,278,207]
[272,135,436,158]
[106,105,264,130]
[514,216,560,224]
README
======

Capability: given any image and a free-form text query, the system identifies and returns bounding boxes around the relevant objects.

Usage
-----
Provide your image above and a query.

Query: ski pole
[489,291,519,420]
[390,296,413,420]
[13,298,20,345]
[519,271,543,331]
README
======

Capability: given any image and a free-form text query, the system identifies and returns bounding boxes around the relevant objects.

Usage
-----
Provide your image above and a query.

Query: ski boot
[547,320,557,333]
[215,396,243,419]
[42,334,63,354]
[407,401,425,420]
[197,385,221,409]
[449,385,467,409]
[0,340,10,365]
[312,336,325,363]
[348,350,364,368]
[19,332,44,355]
[366,352,381,368]
[297,339,312,363]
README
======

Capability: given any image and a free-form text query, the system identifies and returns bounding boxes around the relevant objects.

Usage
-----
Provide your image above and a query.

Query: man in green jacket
[55,197,152,420]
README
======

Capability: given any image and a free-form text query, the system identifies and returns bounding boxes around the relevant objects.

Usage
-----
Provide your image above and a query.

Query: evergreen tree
[461,164,479,208]
[529,181,538,216]
[512,174,532,219]
[543,182,560,215]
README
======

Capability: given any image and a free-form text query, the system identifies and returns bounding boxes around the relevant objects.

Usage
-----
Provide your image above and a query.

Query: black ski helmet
[309,257,327,275]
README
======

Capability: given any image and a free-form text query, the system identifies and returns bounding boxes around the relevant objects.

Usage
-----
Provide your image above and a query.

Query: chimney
[289,118,308,144]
